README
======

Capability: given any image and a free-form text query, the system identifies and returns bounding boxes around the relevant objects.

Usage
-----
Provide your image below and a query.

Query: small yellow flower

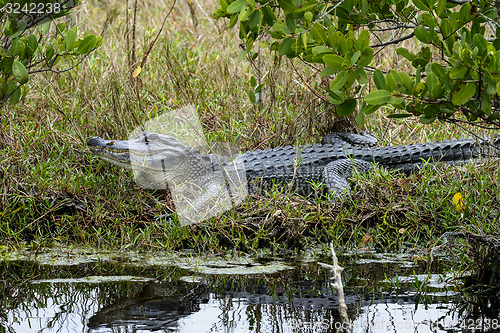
[452,193,466,212]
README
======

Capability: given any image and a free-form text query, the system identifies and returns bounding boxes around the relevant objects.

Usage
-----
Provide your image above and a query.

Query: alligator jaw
[87,136,133,169]
[87,131,197,173]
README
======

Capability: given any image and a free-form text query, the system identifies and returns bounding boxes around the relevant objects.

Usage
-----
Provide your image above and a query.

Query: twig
[369,32,415,48]
[131,0,138,67]
[318,242,351,333]
[480,12,500,28]
[137,0,177,71]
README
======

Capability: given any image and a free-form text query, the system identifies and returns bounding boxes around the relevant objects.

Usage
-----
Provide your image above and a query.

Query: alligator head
[88,131,246,224]
[87,131,213,189]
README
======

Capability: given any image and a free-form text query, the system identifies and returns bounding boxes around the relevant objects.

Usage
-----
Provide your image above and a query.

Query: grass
[0,0,499,254]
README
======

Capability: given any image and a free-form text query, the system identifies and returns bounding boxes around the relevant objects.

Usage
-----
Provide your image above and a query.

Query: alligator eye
[147,133,160,141]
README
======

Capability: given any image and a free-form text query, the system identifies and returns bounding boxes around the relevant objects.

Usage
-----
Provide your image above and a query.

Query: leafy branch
[214,0,500,129]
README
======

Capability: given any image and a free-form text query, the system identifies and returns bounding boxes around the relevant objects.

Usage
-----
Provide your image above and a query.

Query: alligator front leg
[322,159,373,199]
[156,180,233,224]
[173,175,246,225]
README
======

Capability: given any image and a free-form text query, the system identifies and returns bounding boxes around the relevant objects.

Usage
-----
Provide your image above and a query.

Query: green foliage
[215,0,500,128]
[0,0,102,106]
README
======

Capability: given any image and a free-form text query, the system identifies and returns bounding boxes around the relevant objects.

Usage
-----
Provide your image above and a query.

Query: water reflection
[0,251,498,333]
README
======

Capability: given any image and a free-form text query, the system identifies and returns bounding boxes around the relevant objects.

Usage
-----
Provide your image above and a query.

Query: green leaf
[399,72,413,93]
[285,14,295,33]
[45,46,55,61]
[301,33,307,50]
[487,111,500,121]
[96,36,103,48]
[481,92,492,114]
[356,48,373,67]
[484,76,496,95]
[440,19,452,37]
[449,65,468,79]
[337,99,357,116]
[229,13,239,27]
[278,37,293,55]
[10,85,21,104]
[249,10,263,31]
[65,28,77,51]
[320,67,335,76]
[350,51,361,66]
[261,6,276,26]
[38,19,51,34]
[312,46,331,55]
[323,54,345,71]
[415,65,422,83]
[12,60,28,84]
[9,39,25,57]
[328,90,344,104]
[385,70,400,92]
[239,4,253,21]
[396,47,416,61]
[373,70,385,90]
[430,62,446,77]
[426,72,438,92]
[360,0,368,16]
[226,0,245,14]
[246,88,257,104]
[246,37,255,51]
[277,0,295,12]
[356,108,365,128]
[77,35,97,54]
[472,34,488,56]
[419,115,436,124]
[436,0,446,16]
[414,26,430,43]
[389,95,405,106]
[458,3,471,20]
[432,83,443,98]
[330,71,349,90]
[415,82,426,94]
[220,0,230,11]
[355,30,370,51]
[362,103,381,115]
[310,23,327,44]
[452,83,476,105]
[27,34,37,52]
[412,0,430,11]
[57,22,67,33]
[250,76,257,88]
[365,90,392,105]
[356,68,368,84]
[291,2,316,14]
[11,20,27,38]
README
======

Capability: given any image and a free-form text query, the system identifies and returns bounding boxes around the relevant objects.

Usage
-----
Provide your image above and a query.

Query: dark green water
[0,247,498,332]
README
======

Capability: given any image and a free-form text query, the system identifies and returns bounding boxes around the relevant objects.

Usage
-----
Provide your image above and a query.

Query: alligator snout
[87,137,106,148]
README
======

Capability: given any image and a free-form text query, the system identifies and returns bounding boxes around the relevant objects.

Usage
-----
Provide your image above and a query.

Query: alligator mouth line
[88,140,180,172]
[90,150,178,172]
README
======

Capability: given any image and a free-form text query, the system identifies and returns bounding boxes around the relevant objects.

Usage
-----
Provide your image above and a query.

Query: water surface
[0,247,497,332]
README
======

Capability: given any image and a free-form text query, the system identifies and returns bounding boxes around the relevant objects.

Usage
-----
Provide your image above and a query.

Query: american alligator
[88,131,500,221]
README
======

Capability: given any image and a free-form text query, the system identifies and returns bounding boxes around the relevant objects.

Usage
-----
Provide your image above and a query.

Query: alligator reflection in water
[86,280,446,332]
[0,251,498,333]
[87,281,209,330]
